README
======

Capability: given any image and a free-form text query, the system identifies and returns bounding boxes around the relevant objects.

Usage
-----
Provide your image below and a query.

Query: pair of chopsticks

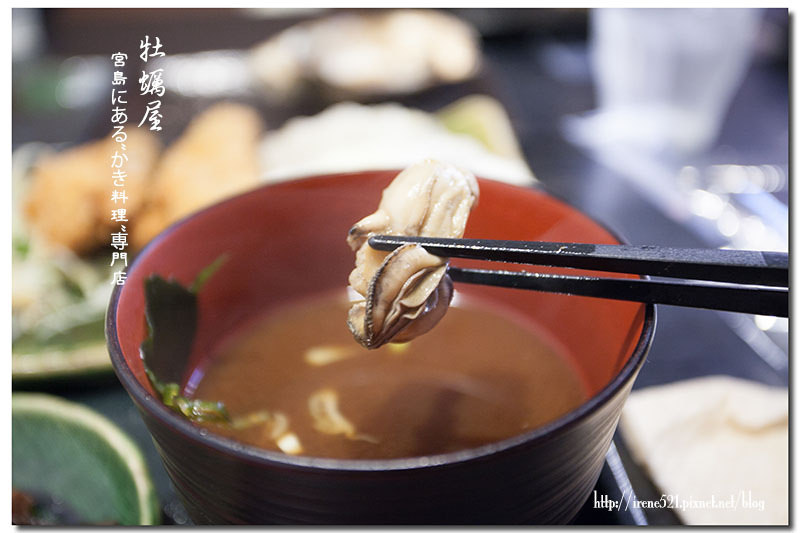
[368,235,789,317]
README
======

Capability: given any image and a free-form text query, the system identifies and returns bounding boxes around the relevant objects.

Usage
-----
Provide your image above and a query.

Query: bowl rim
[106,170,656,472]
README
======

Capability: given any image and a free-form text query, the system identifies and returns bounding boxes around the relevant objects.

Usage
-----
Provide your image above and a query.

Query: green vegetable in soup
[140,256,229,423]
[143,366,229,423]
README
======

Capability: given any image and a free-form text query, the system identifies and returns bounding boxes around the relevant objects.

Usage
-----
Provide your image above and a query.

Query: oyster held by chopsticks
[346,160,479,349]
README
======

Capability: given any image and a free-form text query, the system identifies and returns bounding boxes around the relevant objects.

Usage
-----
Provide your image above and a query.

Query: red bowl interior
[114,171,647,401]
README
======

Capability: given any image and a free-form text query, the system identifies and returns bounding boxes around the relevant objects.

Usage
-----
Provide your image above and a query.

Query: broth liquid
[190,292,587,460]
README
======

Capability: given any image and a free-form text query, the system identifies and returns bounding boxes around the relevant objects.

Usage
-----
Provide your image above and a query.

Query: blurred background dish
[12,144,118,381]
[258,99,534,184]
[11,7,789,525]
[250,10,480,99]
[12,393,160,525]
[619,376,788,525]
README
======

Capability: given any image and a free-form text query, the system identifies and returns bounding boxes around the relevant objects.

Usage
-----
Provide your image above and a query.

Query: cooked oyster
[132,103,263,249]
[346,160,478,349]
[24,129,161,254]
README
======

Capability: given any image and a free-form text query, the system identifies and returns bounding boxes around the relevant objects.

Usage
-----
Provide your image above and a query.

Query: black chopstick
[368,235,788,287]
[367,235,789,317]
[448,267,788,317]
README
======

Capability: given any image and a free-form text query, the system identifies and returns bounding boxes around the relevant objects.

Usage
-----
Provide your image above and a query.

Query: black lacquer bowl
[107,171,655,524]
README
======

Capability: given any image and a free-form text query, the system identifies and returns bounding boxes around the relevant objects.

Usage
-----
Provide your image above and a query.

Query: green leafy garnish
[140,256,229,423]
[55,265,86,301]
[140,255,280,431]
[189,254,228,294]
[13,236,30,259]
[143,367,229,423]
[140,275,197,385]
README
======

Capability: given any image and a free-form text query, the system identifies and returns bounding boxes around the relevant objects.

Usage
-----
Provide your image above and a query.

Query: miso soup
[187,292,588,460]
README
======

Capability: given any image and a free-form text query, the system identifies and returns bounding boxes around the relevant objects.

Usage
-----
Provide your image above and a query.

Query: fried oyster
[132,103,263,249]
[346,160,479,349]
[24,129,161,254]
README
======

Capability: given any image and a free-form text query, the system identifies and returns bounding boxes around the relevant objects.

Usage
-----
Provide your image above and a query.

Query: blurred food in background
[250,10,480,99]
[13,145,116,380]
[13,103,264,379]
[11,239,112,380]
[620,376,788,525]
[25,129,161,253]
[260,97,533,185]
[437,94,525,161]
[132,103,263,248]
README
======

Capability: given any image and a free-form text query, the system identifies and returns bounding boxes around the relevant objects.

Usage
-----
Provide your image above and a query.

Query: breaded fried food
[132,103,263,249]
[24,129,161,254]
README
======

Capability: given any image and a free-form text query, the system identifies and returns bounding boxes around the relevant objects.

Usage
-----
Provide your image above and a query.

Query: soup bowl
[107,170,654,524]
